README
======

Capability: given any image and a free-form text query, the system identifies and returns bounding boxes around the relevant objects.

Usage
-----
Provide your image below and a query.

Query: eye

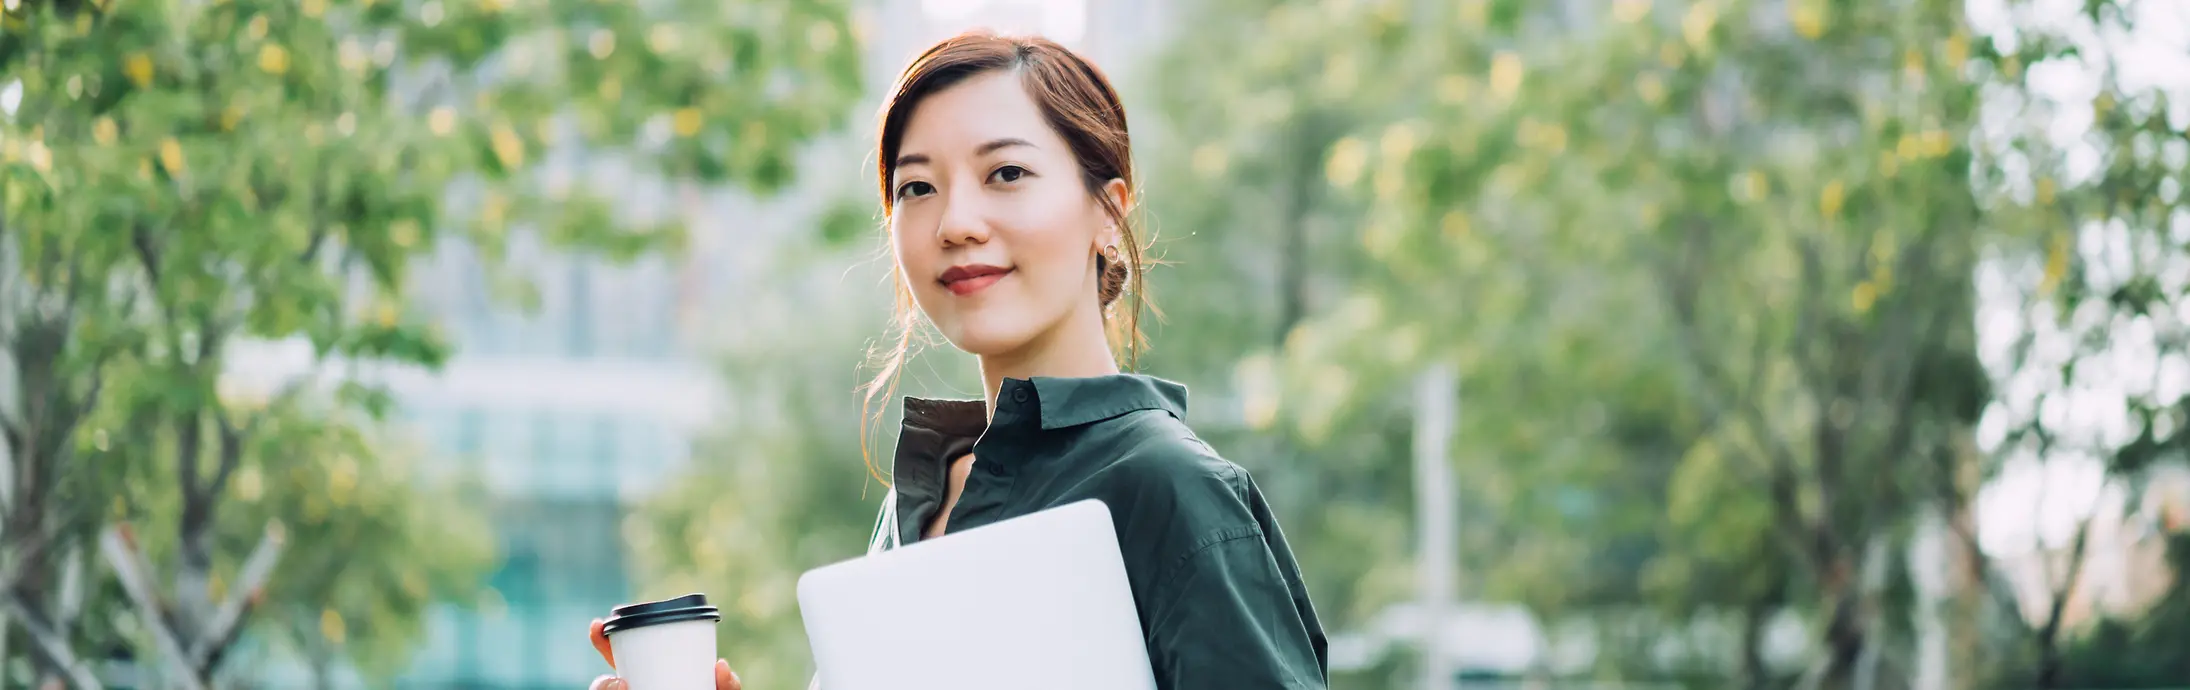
[894,180,935,200]
[988,165,1030,184]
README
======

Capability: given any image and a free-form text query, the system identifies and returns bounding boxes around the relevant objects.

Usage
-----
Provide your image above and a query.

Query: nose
[935,185,989,247]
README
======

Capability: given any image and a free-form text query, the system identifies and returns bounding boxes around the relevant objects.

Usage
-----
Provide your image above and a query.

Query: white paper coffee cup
[604,593,723,690]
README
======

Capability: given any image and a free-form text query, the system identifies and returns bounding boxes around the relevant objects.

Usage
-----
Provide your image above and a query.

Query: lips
[940,264,1012,296]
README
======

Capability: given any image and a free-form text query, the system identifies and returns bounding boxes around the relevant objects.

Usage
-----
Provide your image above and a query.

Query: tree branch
[2035,489,2107,688]
[187,521,284,667]
[1654,237,1822,562]
[2,593,103,690]
[98,525,212,690]
[299,225,330,265]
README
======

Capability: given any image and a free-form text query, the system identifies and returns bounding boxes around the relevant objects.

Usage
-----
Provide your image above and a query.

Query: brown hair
[860,31,1150,484]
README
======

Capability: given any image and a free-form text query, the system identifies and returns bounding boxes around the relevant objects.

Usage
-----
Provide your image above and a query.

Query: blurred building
[221,1,1173,688]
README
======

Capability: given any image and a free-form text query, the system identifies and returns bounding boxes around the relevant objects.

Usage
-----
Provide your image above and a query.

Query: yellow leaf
[1852,280,1878,314]
[302,0,325,17]
[258,44,290,75]
[1920,129,1953,158]
[1636,73,1666,105]
[480,191,509,228]
[237,466,262,501]
[124,53,155,88]
[1944,32,1969,67]
[1879,150,1899,178]
[428,106,456,136]
[157,137,185,175]
[330,455,357,503]
[492,124,526,167]
[1436,74,1474,104]
[221,105,243,131]
[673,107,703,137]
[1458,0,1487,27]
[1734,170,1766,202]
[1682,1,1718,51]
[2036,176,2056,205]
[647,24,680,54]
[320,609,346,645]
[1440,209,1472,240]
[1819,179,1845,219]
[339,38,369,74]
[1379,121,1422,161]
[589,29,616,59]
[808,20,838,53]
[1902,49,1924,76]
[1791,0,1824,39]
[2040,231,2070,294]
[1612,0,1650,23]
[1659,42,1684,68]
[390,220,421,250]
[1488,51,1525,100]
[1325,136,1367,189]
[598,75,622,101]
[138,157,153,180]
[25,140,50,173]
[247,15,268,40]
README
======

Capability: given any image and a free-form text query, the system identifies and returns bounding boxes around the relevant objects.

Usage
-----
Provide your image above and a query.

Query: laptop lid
[795,499,1157,690]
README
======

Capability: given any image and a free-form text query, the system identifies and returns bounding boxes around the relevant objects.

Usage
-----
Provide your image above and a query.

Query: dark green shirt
[879,374,1328,689]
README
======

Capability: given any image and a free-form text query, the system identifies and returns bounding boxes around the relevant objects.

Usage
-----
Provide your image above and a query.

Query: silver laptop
[796,499,1157,690]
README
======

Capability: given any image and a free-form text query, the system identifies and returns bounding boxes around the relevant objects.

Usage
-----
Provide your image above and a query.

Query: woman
[588,30,1328,690]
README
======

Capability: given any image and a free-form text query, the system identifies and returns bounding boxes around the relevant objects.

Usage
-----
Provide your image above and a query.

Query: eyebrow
[894,138,1038,170]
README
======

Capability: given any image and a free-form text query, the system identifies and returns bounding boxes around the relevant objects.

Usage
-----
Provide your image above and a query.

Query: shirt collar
[887,374,1189,537]
[898,373,1189,439]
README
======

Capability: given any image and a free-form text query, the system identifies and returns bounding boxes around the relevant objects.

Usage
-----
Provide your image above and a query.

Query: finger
[590,618,615,668]
[716,659,741,690]
[588,674,623,690]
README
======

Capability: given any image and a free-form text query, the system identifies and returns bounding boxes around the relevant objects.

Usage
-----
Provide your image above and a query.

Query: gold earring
[1102,244,1122,263]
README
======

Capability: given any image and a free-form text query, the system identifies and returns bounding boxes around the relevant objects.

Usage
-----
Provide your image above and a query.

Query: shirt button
[1011,388,1030,404]
[983,461,1005,476]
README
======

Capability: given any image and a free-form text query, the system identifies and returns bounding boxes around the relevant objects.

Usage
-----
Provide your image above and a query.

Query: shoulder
[1075,411,1266,561]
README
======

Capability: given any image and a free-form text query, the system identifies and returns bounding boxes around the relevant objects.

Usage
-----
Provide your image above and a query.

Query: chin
[936,312,1046,357]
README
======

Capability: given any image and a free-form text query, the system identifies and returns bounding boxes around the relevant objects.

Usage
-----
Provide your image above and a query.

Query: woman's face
[888,70,1121,358]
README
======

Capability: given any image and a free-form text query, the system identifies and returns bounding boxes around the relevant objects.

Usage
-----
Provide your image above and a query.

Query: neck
[979,307,1119,415]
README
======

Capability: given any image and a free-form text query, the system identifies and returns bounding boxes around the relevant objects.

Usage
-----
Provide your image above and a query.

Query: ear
[1094,177,1130,249]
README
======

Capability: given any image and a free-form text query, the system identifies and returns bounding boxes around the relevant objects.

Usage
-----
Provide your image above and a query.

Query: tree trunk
[1738,601,1770,690]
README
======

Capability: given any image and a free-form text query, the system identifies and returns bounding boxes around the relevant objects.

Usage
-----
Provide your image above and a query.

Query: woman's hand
[586,618,743,690]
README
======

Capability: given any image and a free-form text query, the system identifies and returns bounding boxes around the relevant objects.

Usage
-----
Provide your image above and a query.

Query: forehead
[899,70,1062,157]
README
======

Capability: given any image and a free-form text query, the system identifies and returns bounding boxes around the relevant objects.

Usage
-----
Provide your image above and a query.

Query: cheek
[1003,191,1101,277]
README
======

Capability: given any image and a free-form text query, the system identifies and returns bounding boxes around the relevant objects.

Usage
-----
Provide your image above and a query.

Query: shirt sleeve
[1143,527,1329,690]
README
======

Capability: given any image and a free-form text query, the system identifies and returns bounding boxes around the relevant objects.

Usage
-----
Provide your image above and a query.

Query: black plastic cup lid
[602,593,722,636]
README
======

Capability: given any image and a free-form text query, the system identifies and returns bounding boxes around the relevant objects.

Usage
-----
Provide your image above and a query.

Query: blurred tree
[0,0,862,686]
[1138,0,2190,687]
[1967,0,2190,685]
[1130,0,2118,687]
